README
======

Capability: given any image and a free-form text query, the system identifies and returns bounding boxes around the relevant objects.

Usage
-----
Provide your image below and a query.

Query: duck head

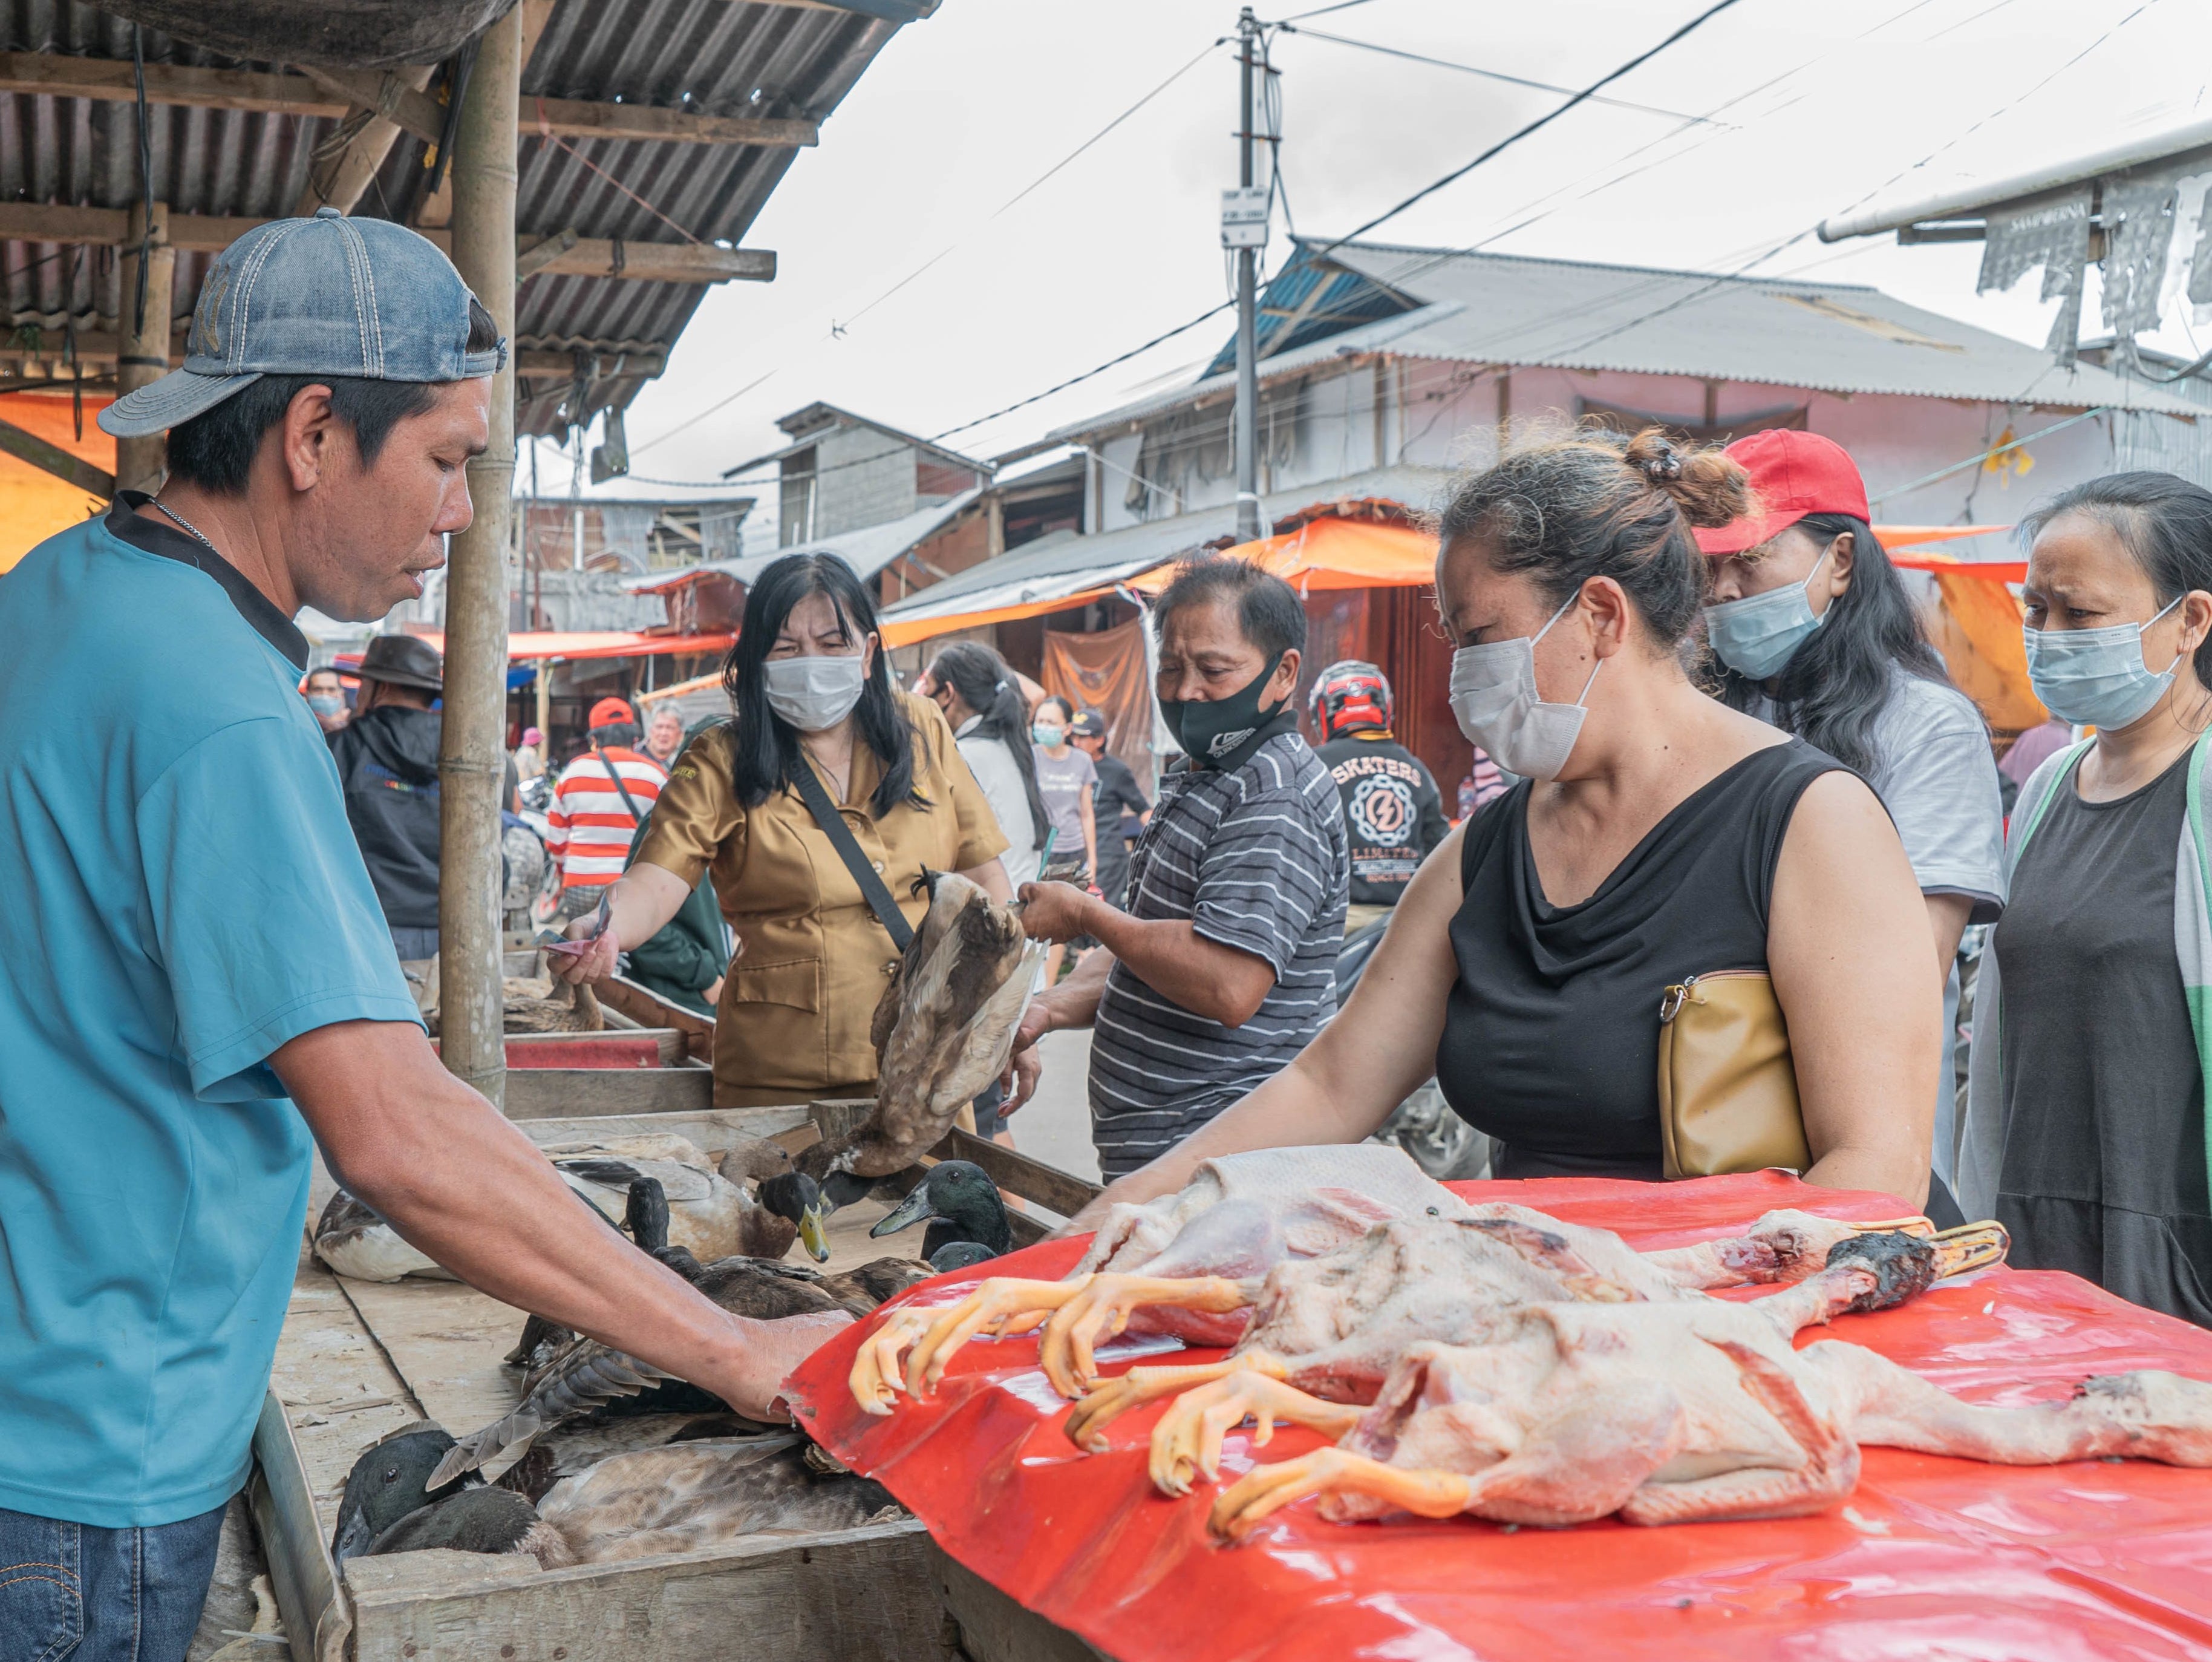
[870,1160,1013,1258]
[927,1238,999,1274]
[333,1423,475,1562]
[759,1170,830,1263]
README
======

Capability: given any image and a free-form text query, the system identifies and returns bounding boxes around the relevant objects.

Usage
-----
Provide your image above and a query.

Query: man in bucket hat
[0,215,843,1661]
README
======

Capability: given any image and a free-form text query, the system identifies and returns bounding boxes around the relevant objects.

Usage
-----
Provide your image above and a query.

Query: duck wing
[439,1260,847,1487]
[819,1256,934,1310]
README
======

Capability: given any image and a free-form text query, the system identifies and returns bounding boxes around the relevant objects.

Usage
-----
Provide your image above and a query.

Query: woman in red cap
[1697,430,2005,1220]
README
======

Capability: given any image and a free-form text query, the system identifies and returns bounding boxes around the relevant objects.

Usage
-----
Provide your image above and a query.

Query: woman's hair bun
[1622,425,1750,531]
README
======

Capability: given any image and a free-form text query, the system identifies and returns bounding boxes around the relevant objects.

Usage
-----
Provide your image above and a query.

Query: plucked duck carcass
[1206,1274,2212,1540]
[429,1169,1010,1487]
[849,1143,1972,1408]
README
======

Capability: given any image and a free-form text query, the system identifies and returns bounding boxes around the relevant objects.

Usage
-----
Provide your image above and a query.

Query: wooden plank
[249,1390,354,1662]
[931,1127,1101,1219]
[598,975,713,1062]
[0,204,771,284]
[338,1275,530,1444]
[0,50,346,115]
[504,1065,714,1118]
[933,1543,1114,1662]
[0,333,665,380]
[348,1519,947,1662]
[1,52,817,147]
[526,92,817,147]
[0,413,112,494]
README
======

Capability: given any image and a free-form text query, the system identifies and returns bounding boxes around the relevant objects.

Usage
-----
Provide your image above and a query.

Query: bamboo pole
[438,6,521,1108]
[115,200,174,495]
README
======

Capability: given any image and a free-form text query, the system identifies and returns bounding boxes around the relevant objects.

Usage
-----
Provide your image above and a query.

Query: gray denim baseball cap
[100,208,506,439]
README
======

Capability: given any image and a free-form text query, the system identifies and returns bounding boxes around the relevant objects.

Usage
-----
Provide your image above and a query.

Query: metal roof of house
[623,483,982,594]
[878,463,1455,622]
[1,0,921,436]
[725,399,990,477]
[1049,239,2204,442]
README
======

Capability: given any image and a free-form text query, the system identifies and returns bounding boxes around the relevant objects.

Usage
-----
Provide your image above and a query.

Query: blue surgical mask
[1031,722,1066,748]
[2023,595,2184,729]
[1701,541,1834,680]
[307,693,344,717]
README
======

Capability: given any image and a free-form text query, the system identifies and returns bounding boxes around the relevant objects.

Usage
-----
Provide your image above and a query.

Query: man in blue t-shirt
[0,215,844,1662]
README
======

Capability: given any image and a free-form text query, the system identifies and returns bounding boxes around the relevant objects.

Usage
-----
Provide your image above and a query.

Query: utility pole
[440,2,521,1110]
[1228,6,1264,544]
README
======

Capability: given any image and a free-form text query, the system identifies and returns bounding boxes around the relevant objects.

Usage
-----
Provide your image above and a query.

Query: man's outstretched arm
[275,1020,846,1418]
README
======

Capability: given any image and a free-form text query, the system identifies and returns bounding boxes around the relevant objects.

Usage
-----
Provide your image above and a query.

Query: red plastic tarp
[785,1171,2212,1662]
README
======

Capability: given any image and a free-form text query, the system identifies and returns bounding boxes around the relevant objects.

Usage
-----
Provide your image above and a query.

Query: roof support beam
[0,338,668,379]
[0,52,818,147]
[291,66,434,217]
[0,413,114,496]
[0,204,772,283]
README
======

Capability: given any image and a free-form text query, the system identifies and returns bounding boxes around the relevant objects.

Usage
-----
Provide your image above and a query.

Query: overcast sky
[555,0,2211,543]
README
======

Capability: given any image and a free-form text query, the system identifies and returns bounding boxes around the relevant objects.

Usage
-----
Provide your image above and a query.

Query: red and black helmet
[1310,659,1393,741]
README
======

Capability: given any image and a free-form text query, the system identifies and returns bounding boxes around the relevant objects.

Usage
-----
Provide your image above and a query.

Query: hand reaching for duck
[708,1310,856,1421]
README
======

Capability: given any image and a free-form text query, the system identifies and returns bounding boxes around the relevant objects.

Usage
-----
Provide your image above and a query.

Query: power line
[630,38,1225,460]
[1309,0,1749,258]
[926,299,1236,444]
[1277,25,1724,126]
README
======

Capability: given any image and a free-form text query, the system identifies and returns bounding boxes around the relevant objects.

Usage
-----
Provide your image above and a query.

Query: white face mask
[762,652,869,732]
[1447,591,1602,782]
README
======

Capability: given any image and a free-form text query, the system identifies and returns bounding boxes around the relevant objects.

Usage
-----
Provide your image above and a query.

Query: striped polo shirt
[1089,731,1349,1178]
[547,745,667,887]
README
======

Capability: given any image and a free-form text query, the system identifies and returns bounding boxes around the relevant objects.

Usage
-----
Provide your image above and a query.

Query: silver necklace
[151,494,220,556]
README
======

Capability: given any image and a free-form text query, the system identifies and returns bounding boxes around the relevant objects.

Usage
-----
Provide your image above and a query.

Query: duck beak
[797,1203,832,1264]
[870,1183,938,1239]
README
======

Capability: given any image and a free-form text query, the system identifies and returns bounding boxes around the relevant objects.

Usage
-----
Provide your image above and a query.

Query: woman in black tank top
[1057,427,1943,1231]
[1440,742,1841,1180]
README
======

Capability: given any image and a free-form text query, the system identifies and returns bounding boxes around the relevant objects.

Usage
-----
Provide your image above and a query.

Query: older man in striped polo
[1004,560,1350,1177]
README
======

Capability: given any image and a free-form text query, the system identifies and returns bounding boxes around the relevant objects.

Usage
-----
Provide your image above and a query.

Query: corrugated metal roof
[1052,239,2205,441]
[1,0,915,436]
[624,484,982,594]
[881,463,1455,617]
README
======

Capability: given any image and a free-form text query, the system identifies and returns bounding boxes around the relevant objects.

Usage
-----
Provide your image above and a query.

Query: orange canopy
[395,629,734,663]
[0,391,115,574]
[1128,515,1437,595]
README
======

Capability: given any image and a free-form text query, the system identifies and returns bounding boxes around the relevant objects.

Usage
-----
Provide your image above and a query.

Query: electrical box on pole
[1221,186,1270,250]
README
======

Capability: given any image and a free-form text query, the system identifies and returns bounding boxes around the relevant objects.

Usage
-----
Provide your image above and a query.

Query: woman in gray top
[1700,431,2006,1212]
[1962,474,2212,1326]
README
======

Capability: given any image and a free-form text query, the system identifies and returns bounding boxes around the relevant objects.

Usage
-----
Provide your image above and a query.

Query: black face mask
[1163,652,1294,771]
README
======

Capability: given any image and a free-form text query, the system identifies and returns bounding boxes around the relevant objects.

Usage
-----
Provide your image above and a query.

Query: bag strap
[789,756,915,952]
[595,748,647,826]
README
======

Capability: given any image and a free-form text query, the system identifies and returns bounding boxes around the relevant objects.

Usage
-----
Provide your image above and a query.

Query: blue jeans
[0,1501,226,1662]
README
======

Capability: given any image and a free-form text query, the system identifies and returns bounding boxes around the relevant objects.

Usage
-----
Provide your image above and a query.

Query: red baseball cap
[589,696,638,728]
[1694,430,1871,557]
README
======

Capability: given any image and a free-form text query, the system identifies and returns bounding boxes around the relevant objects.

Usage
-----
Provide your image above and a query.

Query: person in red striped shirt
[546,696,668,919]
